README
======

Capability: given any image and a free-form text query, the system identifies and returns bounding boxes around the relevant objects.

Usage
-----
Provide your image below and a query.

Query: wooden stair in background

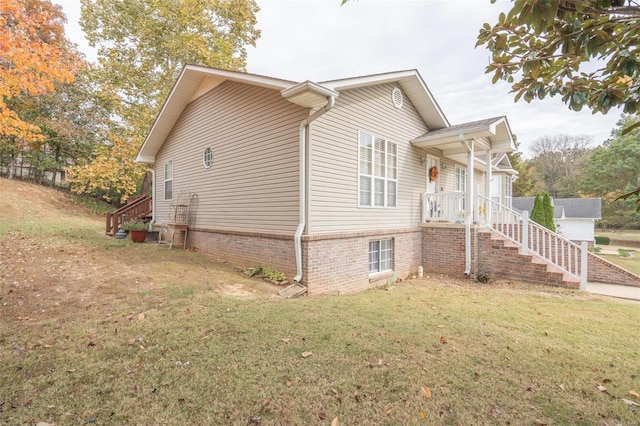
[105,195,152,236]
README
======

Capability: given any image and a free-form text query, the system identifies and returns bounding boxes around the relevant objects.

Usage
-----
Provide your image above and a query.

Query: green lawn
[2,180,640,425]
[595,230,640,274]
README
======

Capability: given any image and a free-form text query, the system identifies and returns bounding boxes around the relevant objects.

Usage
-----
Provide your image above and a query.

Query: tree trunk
[141,167,152,196]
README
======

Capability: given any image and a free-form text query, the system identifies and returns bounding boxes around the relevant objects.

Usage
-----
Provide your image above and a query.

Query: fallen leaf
[138,312,145,321]
[331,417,339,426]
[629,390,640,398]
[420,411,427,419]
[43,344,53,348]
[301,351,313,358]
[385,406,392,414]
[318,412,327,420]
[623,398,640,406]
[421,386,432,399]
[439,336,447,345]
[596,385,607,392]
[533,420,546,425]
[128,338,136,345]
[36,422,56,426]
[282,338,291,344]
[87,341,96,347]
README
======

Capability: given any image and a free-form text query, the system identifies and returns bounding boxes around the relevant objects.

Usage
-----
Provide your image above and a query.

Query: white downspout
[150,168,156,229]
[294,97,336,283]
[460,134,474,275]
[485,149,492,223]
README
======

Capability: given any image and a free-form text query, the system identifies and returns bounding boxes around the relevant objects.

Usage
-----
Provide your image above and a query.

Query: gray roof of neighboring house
[512,197,602,219]
[554,198,602,219]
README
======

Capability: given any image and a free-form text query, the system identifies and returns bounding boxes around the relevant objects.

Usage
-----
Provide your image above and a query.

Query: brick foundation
[188,227,297,279]
[181,224,639,296]
[422,224,476,275]
[303,229,423,296]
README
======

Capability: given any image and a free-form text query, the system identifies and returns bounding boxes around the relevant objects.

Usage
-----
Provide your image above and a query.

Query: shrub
[476,268,492,283]
[245,266,287,282]
[595,236,610,245]
[123,220,148,231]
[618,249,630,258]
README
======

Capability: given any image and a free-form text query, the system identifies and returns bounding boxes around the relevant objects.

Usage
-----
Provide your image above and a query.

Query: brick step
[480,230,578,288]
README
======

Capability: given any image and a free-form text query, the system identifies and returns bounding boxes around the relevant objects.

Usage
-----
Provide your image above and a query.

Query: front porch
[421,190,589,287]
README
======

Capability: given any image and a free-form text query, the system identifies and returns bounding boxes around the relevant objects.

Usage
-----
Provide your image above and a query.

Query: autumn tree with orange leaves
[0,0,80,143]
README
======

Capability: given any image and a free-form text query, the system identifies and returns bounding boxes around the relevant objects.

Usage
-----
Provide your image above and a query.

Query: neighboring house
[135,65,636,294]
[512,197,602,245]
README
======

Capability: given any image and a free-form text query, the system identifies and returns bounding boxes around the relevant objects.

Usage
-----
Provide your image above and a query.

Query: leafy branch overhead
[477,0,640,114]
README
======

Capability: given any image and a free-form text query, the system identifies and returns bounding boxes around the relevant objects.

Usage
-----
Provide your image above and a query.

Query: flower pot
[130,229,148,243]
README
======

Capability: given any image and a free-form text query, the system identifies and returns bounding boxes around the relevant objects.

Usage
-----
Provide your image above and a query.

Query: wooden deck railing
[106,195,152,235]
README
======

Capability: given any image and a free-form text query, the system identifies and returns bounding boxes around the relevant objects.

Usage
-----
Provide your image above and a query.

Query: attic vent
[391,87,403,109]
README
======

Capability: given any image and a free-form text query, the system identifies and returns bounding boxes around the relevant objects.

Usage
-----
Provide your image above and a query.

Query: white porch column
[580,241,588,291]
[485,149,492,223]
[465,137,474,275]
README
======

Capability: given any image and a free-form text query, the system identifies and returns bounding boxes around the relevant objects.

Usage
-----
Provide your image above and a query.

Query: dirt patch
[0,179,279,326]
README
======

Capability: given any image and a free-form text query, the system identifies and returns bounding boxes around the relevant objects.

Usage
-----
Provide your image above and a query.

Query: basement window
[369,239,393,274]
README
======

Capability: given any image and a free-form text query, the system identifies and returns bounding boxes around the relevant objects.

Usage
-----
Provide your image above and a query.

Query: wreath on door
[429,166,439,182]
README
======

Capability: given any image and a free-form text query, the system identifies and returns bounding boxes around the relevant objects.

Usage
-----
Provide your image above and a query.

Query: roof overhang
[411,116,515,165]
[136,65,298,164]
[281,81,339,109]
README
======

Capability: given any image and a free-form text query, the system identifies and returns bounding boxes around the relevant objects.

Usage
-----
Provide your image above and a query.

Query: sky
[56,0,624,157]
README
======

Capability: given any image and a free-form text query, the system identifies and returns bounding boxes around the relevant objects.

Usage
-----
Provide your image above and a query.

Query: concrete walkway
[587,282,640,302]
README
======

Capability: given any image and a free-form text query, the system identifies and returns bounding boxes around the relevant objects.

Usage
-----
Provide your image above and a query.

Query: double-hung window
[505,176,512,208]
[455,164,467,193]
[359,131,397,207]
[164,160,173,201]
[369,239,393,274]
[455,164,467,212]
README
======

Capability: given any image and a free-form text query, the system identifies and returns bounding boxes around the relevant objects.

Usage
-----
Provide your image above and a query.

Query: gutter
[294,96,336,283]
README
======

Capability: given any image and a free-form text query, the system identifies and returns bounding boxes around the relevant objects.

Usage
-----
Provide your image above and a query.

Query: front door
[425,155,440,220]
[426,155,440,193]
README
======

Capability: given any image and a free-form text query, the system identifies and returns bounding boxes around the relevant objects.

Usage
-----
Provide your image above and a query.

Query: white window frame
[490,174,502,205]
[369,239,393,274]
[164,160,173,201]
[455,164,467,193]
[455,164,467,213]
[358,131,398,208]
[505,175,512,208]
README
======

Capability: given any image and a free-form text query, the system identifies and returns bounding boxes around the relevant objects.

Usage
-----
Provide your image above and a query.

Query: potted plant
[123,220,149,243]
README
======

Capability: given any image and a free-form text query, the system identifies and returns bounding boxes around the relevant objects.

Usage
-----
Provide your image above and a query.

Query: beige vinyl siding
[308,84,428,234]
[154,81,307,234]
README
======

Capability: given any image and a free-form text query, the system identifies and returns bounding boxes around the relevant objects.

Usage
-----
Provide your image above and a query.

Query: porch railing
[422,191,466,223]
[422,190,587,287]
[477,194,587,286]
